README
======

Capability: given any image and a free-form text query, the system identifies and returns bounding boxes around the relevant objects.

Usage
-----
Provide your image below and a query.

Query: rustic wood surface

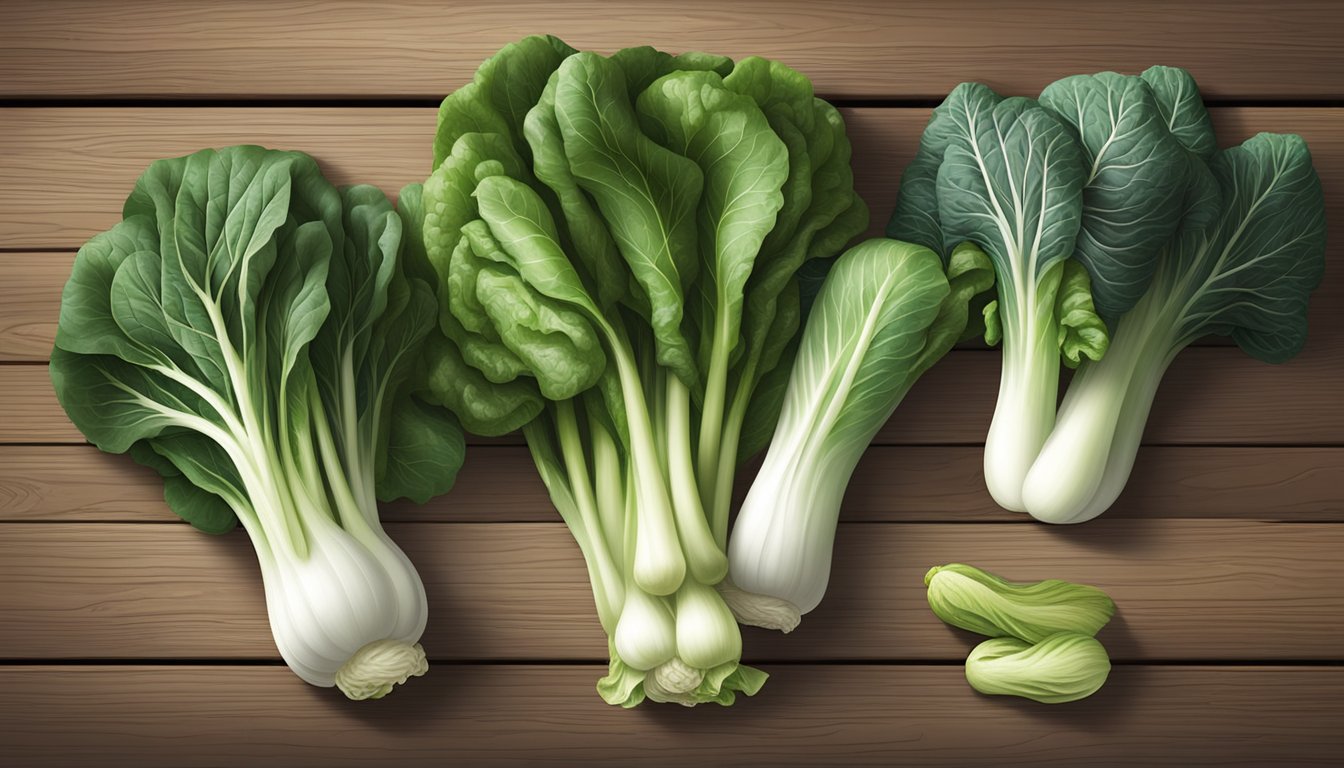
[1,666,1339,767]
[0,1,1339,765]
[1,521,1339,661]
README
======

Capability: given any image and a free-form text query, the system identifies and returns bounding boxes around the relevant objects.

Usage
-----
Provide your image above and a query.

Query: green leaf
[554,51,704,386]
[376,394,466,504]
[930,242,997,352]
[424,131,531,298]
[142,432,251,533]
[54,215,162,364]
[1141,66,1217,160]
[1039,72,1190,319]
[433,34,576,168]
[886,82,1005,257]
[1055,260,1110,368]
[128,440,239,534]
[924,563,1116,642]
[420,332,543,436]
[1176,133,1327,359]
[459,215,606,400]
[937,98,1088,300]
[636,68,789,374]
[524,75,627,308]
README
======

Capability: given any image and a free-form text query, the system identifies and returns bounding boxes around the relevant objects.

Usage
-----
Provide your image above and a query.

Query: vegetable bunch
[51,146,464,698]
[888,66,1326,521]
[411,36,867,706]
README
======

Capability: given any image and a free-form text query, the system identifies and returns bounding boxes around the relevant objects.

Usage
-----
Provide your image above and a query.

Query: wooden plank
[0,107,437,250]
[0,520,1338,661]
[0,664,1338,767]
[9,338,1342,446]
[4,107,1342,252]
[4,445,1340,523]
[3,0,1343,101]
[0,252,66,361]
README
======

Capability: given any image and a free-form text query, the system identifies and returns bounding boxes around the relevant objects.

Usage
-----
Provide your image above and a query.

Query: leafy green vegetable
[725,239,992,630]
[415,37,866,705]
[1022,110,1326,524]
[888,84,1108,511]
[965,632,1111,704]
[924,563,1116,642]
[888,66,1325,519]
[51,146,462,699]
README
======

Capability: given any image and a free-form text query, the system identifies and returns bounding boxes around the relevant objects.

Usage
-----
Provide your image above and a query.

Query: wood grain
[8,339,1342,445]
[3,0,1343,101]
[3,445,1340,523]
[0,664,1338,767]
[0,521,1338,662]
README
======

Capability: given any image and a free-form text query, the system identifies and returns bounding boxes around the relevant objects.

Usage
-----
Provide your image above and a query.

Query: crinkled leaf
[887,82,1005,257]
[1039,72,1189,319]
[433,34,576,168]
[554,51,703,386]
[1141,65,1217,160]
[1175,133,1326,359]
[1056,260,1110,368]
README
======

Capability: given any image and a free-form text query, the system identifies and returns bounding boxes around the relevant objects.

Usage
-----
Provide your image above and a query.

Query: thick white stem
[1023,294,1179,524]
[984,314,1061,512]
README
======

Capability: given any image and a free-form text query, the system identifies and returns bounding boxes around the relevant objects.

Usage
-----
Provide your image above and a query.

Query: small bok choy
[725,239,992,630]
[889,66,1326,521]
[51,146,463,699]
[1022,132,1326,523]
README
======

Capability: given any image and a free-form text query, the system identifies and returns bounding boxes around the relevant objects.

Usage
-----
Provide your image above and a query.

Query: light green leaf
[965,633,1111,704]
[924,563,1116,642]
[432,34,576,168]
[554,51,704,386]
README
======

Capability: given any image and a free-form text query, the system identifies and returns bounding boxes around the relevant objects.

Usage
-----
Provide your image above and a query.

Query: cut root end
[717,580,802,633]
[334,639,429,700]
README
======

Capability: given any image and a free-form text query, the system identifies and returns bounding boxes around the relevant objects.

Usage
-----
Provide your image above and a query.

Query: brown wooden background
[1,1,1341,765]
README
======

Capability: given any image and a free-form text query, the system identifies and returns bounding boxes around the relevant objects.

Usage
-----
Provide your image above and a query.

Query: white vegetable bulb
[249,515,428,700]
[673,580,741,670]
[613,586,677,671]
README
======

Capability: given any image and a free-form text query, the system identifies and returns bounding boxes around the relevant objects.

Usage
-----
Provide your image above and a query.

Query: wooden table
[1,1,1340,765]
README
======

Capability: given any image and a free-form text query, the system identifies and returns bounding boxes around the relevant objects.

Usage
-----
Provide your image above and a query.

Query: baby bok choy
[1022,132,1326,523]
[51,146,463,699]
[725,239,993,631]
[411,36,867,705]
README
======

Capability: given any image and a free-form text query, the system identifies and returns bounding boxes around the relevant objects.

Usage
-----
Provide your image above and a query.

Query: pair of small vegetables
[925,563,1116,703]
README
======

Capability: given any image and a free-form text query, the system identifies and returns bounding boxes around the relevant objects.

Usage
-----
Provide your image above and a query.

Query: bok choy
[412,36,867,705]
[725,239,992,630]
[51,146,463,699]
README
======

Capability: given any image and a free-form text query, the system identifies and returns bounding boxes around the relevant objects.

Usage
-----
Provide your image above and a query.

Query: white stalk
[984,287,1062,512]
[248,509,428,700]
[1023,292,1179,524]
[729,439,851,619]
